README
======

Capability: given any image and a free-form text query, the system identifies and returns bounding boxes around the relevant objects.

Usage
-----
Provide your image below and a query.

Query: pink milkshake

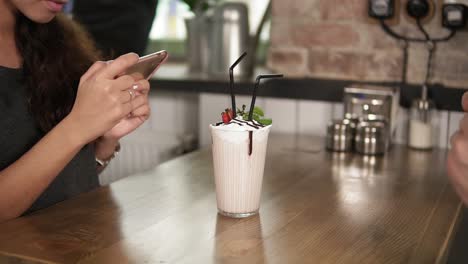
[211,117,271,218]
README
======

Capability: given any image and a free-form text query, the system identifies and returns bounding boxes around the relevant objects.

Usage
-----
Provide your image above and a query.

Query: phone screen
[121,50,168,81]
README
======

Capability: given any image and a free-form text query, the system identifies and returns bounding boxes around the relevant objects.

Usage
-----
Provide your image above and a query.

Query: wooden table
[0,134,462,264]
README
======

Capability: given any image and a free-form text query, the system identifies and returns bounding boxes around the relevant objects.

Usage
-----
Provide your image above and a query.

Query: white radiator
[98,92,199,185]
[99,129,183,185]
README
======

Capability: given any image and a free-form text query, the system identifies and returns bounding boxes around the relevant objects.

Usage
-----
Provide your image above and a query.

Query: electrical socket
[441,0,468,29]
[404,0,436,24]
[366,0,401,25]
[406,0,431,18]
[369,0,396,18]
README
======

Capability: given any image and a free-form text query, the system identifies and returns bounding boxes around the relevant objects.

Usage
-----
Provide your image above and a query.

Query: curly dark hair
[15,14,100,132]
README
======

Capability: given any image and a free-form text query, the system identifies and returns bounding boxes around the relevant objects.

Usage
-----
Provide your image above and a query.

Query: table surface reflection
[0,134,462,264]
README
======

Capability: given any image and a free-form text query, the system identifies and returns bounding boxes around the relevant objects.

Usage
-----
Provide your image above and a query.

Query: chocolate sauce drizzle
[248,131,253,155]
[232,118,265,129]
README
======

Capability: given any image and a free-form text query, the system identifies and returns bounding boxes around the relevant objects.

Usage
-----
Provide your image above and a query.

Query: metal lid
[327,119,356,134]
[356,120,387,136]
[214,2,249,22]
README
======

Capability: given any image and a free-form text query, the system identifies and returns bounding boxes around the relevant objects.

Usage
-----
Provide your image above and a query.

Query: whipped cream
[211,117,269,132]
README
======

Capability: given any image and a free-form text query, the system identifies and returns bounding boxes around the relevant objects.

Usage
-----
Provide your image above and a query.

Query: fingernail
[132,84,139,90]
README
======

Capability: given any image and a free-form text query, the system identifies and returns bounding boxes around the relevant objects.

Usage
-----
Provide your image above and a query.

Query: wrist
[95,140,120,167]
[95,136,119,161]
[59,116,89,148]
[96,135,119,147]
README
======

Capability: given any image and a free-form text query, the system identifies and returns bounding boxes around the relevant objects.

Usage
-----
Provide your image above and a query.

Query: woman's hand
[94,79,151,164]
[101,79,151,141]
[447,92,468,205]
[65,53,140,145]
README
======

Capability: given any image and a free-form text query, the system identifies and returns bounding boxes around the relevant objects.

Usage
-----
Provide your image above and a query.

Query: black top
[0,66,99,214]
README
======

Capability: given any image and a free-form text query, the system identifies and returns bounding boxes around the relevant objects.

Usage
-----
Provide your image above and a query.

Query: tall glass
[210,125,271,218]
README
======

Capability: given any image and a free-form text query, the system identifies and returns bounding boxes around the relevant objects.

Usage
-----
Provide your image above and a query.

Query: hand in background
[447,92,468,205]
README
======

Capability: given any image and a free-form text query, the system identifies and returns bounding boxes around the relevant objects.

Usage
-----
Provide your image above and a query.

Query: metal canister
[326,119,356,152]
[355,121,389,155]
[209,2,251,77]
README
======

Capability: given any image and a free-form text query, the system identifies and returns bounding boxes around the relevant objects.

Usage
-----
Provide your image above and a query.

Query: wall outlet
[366,0,401,25]
[369,0,396,19]
[404,0,437,24]
[442,0,468,29]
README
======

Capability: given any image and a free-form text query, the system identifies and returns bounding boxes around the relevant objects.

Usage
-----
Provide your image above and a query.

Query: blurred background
[68,0,467,187]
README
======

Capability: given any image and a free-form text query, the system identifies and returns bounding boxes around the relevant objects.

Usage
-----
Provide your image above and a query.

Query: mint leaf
[259,118,272,126]
[243,113,260,122]
[240,106,273,125]
[252,113,261,121]
[253,106,264,117]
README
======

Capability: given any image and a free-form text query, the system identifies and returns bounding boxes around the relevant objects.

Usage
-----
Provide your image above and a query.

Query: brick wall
[267,0,468,88]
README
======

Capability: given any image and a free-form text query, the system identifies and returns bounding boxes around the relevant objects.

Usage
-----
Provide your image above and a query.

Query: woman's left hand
[447,92,468,205]
[102,79,151,141]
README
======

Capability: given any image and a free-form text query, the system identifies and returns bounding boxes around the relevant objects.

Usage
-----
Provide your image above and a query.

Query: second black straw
[248,74,284,121]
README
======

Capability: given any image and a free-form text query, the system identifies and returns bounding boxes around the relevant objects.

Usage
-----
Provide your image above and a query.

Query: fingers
[448,129,468,206]
[462,92,468,112]
[131,104,151,118]
[129,94,148,110]
[118,85,149,104]
[120,100,134,118]
[459,114,468,134]
[97,53,139,80]
[109,77,150,96]
[119,90,135,104]
[113,75,137,91]
[447,152,468,204]
[81,61,107,82]
[450,131,468,167]
[132,79,150,95]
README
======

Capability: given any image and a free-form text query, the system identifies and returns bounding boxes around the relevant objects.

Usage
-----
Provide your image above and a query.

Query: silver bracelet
[96,142,121,167]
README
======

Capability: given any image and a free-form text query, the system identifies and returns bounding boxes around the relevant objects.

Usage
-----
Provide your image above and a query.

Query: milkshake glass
[210,122,271,218]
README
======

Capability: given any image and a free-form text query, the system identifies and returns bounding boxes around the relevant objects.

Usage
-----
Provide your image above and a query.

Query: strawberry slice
[221,112,230,124]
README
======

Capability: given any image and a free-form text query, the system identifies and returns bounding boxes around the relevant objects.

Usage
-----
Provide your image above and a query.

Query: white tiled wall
[146,91,199,136]
[198,93,465,149]
[298,101,343,136]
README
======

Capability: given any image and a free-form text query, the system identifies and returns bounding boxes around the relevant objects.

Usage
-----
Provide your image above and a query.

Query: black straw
[229,52,248,117]
[248,74,283,121]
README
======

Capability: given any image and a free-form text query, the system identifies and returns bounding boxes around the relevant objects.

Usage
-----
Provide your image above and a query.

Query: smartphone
[119,50,169,80]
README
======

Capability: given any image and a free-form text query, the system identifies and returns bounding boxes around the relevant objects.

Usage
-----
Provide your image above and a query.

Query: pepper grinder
[408,85,436,150]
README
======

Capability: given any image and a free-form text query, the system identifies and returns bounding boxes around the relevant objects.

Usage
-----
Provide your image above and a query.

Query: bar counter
[0,134,462,263]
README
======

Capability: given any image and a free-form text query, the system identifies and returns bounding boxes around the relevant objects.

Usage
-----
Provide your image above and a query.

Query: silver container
[185,7,214,74]
[209,2,251,78]
[355,121,389,155]
[326,119,356,152]
[343,85,400,142]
